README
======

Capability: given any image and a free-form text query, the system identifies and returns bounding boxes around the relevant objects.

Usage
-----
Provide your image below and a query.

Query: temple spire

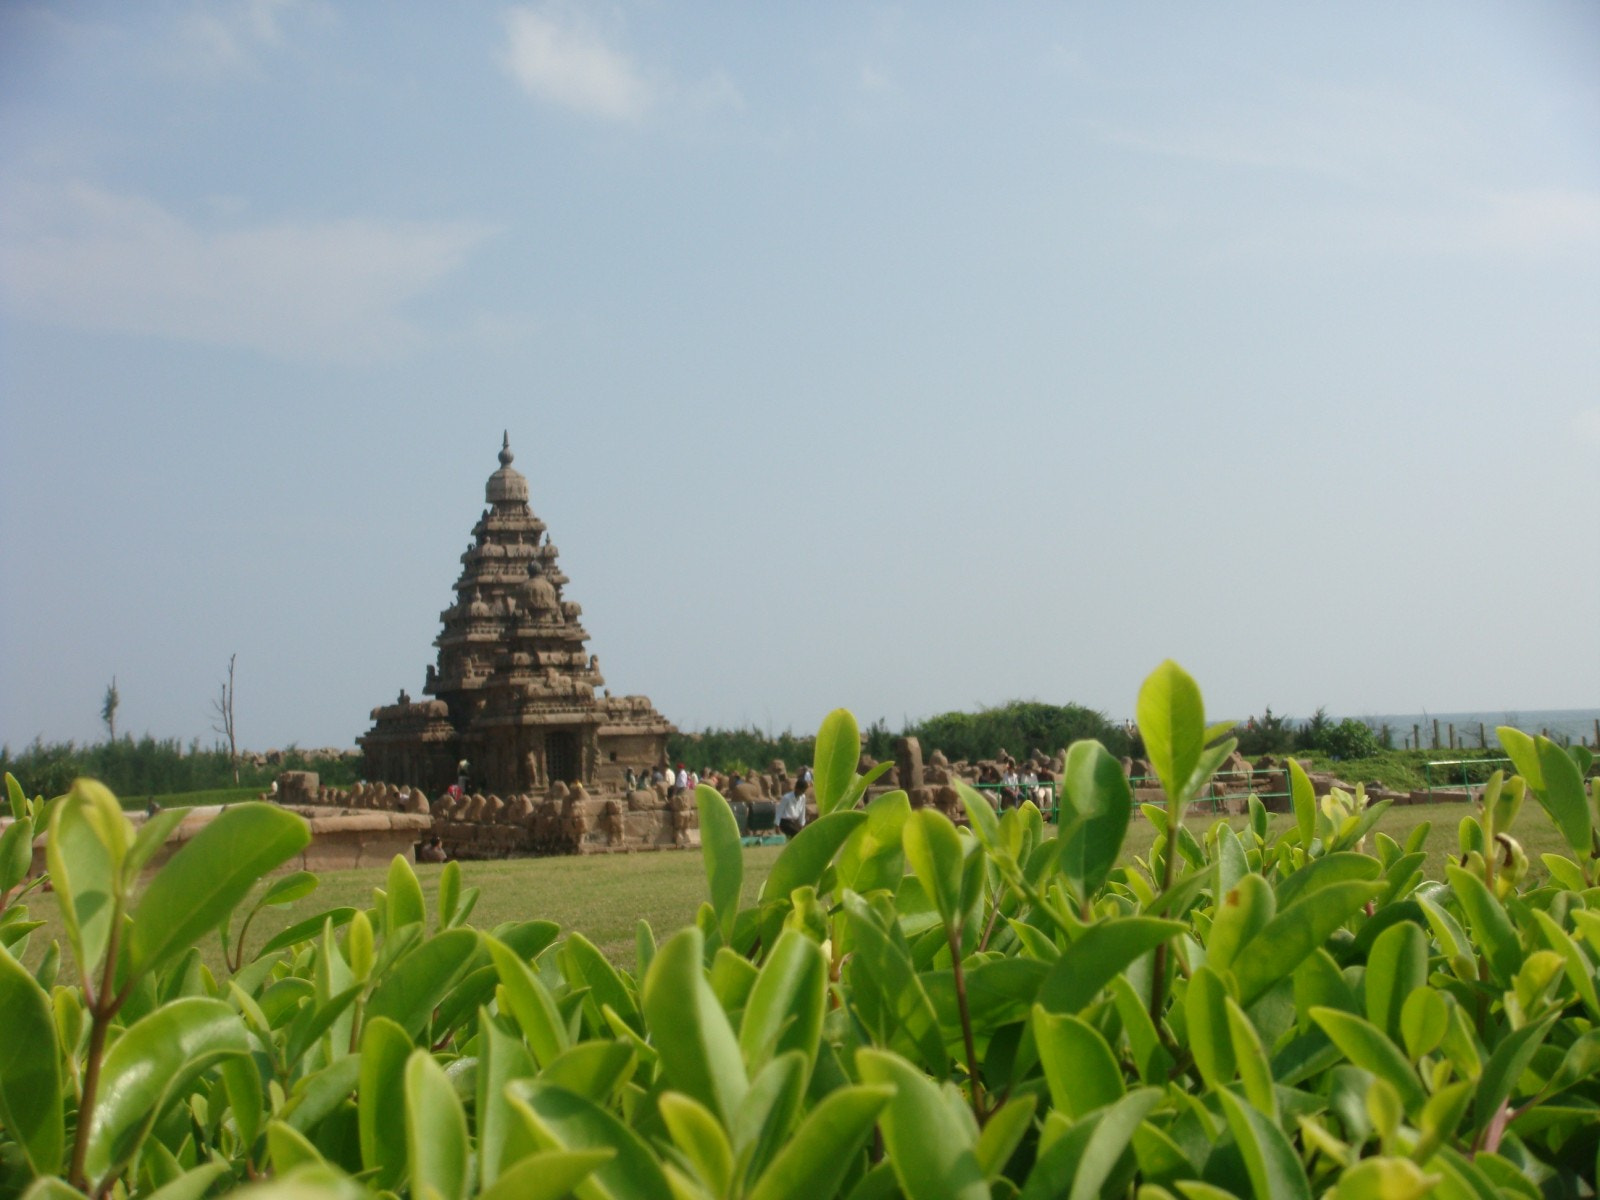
[499,430,513,467]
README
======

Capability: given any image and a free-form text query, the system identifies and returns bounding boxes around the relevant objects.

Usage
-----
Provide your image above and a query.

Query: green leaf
[266,1120,326,1174]
[838,760,894,816]
[126,803,310,980]
[696,784,743,943]
[1530,909,1600,1019]
[1020,1088,1161,1200]
[121,807,188,884]
[975,1093,1037,1182]
[358,1016,413,1191]
[476,1012,537,1188]
[903,809,968,929]
[1225,995,1276,1119]
[83,997,250,1185]
[1364,920,1429,1044]
[506,1081,673,1200]
[1310,1007,1427,1113]
[1534,737,1594,858]
[1034,1005,1125,1118]
[950,786,1004,863]
[405,1049,470,1200]
[857,1048,988,1200]
[0,814,32,896]
[739,927,826,1077]
[1275,851,1384,911]
[841,892,948,1074]
[813,709,862,816]
[386,854,426,932]
[0,942,64,1174]
[1037,916,1185,1014]
[731,1051,806,1183]
[1137,661,1206,810]
[255,906,356,957]
[836,789,911,896]
[563,931,641,1032]
[1399,987,1449,1060]
[760,810,868,903]
[1472,1015,1556,1135]
[487,935,570,1067]
[1216,1088,1312,1200]
[1205,873,1274,975]
[437,859,462,931]
[47,781,126,986]
[365,927,479,1041]
[259,869,319,909]
[747,1084,894,1200]
[1109,975,1176,1083]
[1231,880,1388,1006]
[141,1162,230,1200]
[642,926,748,1125]
[219,1052,263,1155]
[1290,758,1317,850]
[1445,866,1523,985]
[1184,966,1235,1091]
[538,1040,636,1104]
[659,1092,735,1199]
[478,1150,614,1200]
[1496,727,1543,790]
[1058,740,1133,901]
[6,772,25,821]
[18,1180,90,1200]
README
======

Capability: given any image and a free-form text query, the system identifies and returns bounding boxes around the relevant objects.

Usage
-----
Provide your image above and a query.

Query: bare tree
[101,676,120,742]
[211,654,239,786]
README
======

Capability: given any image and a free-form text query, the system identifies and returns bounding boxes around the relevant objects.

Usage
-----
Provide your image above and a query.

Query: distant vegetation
[0,735,362,804]
[668,700,1132,774]
[668,701,1546,795]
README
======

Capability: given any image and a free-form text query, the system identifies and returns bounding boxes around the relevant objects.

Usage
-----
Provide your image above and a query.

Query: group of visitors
[625,763,701,797]
[995,767,1047,810]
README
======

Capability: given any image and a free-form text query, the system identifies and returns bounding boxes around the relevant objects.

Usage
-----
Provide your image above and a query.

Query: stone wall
[7,801,430,880]
[279,773,697,859]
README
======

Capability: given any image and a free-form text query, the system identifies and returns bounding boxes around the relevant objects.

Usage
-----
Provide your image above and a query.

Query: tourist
[778,780,807,839]
[624,767,637,792]
[675,763,689,795]
[418,836,447,863]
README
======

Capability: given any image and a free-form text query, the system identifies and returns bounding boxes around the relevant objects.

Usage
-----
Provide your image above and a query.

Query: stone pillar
[894,737,925,792]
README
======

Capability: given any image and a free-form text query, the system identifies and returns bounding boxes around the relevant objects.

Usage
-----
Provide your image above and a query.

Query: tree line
[0,736,362,802]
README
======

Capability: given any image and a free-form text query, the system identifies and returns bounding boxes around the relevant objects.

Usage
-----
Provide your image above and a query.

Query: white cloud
[503,6,651,121]
[0,183,495,362]
[173,0,326,77]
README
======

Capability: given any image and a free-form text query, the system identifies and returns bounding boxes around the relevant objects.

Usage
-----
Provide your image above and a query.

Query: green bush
[1312,717,1384,760]
[2,662,1599,1200]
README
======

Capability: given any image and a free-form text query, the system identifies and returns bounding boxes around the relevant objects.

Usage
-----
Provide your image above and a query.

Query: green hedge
[2,662,1597,1200]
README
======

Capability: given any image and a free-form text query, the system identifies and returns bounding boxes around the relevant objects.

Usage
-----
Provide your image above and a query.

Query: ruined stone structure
[279,772,694,859]
[360,435,674,796]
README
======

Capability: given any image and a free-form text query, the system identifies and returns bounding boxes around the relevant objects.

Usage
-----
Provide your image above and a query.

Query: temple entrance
[547,730,582,785]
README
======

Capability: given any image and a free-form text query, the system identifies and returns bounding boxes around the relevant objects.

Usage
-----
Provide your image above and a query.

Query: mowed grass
[116,786,264,811]
[17,799,1573,984]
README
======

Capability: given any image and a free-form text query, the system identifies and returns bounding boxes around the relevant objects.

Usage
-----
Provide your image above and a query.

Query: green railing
[1424,757,1512,803]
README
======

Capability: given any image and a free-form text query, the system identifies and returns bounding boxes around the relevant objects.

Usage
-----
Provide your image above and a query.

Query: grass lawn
[16,799,1572,984]
[117,786,264,811]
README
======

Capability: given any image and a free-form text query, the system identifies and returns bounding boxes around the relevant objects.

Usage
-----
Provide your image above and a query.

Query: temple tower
[361,434,673,794]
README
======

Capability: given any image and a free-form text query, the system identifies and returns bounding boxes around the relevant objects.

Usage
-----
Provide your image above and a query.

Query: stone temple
[360,434,674,795]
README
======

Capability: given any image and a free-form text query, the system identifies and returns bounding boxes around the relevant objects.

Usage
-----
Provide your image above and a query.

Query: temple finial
[499,430,513,467]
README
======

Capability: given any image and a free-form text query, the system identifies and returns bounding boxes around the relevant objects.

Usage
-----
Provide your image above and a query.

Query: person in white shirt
[778,779,808,839]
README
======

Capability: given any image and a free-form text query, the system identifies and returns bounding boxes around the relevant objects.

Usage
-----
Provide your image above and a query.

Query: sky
[2,1,1597,753]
